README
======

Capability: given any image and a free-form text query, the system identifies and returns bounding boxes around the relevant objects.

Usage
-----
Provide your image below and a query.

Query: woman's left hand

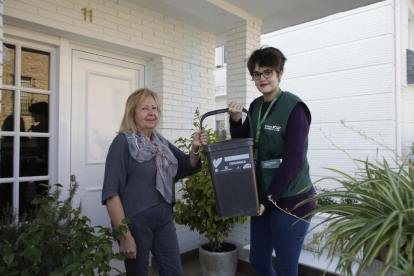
[192,129,208,149]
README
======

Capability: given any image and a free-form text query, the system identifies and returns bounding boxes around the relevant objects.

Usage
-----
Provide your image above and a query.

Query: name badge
[261,159,282,169]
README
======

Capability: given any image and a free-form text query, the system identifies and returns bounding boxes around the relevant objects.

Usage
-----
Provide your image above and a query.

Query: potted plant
[174,109,248,276]
[296,124,414,276]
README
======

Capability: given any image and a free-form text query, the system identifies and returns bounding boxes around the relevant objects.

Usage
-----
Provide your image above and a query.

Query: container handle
[200,108,254,139]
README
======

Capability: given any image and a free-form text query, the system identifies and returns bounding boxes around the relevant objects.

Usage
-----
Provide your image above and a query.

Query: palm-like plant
[296,123,414,276]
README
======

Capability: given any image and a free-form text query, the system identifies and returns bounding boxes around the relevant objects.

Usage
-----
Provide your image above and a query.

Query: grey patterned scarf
[123,129,178,204]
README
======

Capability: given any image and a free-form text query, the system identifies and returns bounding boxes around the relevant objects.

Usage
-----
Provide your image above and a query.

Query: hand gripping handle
[199,108,254,139]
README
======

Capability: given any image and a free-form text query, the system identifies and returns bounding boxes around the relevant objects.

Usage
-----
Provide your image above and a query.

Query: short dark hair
[29,102,48,115]
[247,46,287,76]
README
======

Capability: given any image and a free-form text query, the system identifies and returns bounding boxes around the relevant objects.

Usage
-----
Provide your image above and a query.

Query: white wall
[214,0,413,259]
[262,0,398,188]
[4,0,217,254]
[402,86,414,159]
[403,7,414,159]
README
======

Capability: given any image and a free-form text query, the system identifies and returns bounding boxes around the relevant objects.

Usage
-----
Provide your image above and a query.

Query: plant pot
[199,242,238,276]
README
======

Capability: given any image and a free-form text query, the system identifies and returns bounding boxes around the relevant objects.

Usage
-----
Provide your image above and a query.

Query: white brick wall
[262,0,399,190]
[226,21,262,108]
[402,87,414,158]
[214,0,414,259]
[4,0,217,255]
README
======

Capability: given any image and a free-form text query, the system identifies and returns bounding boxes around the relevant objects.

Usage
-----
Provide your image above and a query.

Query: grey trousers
[125,202,183,276]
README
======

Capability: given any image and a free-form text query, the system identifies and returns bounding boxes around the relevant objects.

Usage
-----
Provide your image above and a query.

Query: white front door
[71,50,145,274]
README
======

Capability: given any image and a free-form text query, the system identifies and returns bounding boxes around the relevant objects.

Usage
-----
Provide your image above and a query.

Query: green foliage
[215,128,227,142]
[314,187,358,208]
[298,158,414,276]
[173,108,248,252]
[0,182,128,276]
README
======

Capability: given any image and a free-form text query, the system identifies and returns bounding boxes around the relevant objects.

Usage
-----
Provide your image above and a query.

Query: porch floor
[147,259,249,276]
[117,259,249,276]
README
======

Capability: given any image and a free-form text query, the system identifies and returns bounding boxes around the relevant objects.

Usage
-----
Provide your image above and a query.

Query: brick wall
[226,21,261,109]
[262,0,397,189]
[4,0,216,139]
[214,0,412,260]
[4,0,217,254]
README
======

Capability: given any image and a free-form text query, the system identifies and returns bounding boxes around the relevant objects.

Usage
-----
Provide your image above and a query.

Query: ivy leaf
[31,264,40,274]
[64,262,80,273]
[81,247,95,258]
[85,259,95,269]
[27,248,42,262]
[114,253,125,261]
[3,253,14,265]
[42,204,53,215]
[31,197,43,204]
[57,230,69,236]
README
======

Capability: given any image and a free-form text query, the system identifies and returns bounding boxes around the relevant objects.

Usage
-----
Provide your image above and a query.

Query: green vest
[252,92,312,198]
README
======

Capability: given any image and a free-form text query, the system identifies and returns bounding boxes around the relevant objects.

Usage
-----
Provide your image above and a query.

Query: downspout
[395,0,402,159]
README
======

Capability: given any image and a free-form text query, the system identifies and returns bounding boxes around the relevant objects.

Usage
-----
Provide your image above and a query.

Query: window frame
[0,36,57,217]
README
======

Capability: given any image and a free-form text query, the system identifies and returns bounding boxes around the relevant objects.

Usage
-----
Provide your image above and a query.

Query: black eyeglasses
[251,69,274,81]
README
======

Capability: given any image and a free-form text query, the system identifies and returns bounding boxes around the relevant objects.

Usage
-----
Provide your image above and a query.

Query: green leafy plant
[0,182,129,276]
[296,122,414,276]
[215,128,227,142]
[173,108,248,252]
[314,187,358,208]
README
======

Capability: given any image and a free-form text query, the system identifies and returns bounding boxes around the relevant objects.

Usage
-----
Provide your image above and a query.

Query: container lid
[203,138,254,153]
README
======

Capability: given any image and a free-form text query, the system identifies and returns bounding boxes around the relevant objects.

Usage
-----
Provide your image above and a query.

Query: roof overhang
[128,0,384,46]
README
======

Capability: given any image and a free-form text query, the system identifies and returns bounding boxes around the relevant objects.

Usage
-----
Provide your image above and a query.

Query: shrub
[0,182,128,276]
[173,109,248,252]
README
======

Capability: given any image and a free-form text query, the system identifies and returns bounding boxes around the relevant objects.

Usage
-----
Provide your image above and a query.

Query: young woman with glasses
[228,46,316,276]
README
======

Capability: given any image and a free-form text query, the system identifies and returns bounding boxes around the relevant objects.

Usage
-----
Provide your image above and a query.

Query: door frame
[70,49,146,212]
[3,24,152,197]
[1,34,58,212]
[61,42,150,199]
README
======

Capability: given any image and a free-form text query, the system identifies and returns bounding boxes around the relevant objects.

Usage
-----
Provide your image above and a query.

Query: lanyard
[254,89,282,161]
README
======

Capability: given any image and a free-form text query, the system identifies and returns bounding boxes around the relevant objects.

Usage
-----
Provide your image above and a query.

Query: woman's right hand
[228,102,244,122]
[120,232,137,259]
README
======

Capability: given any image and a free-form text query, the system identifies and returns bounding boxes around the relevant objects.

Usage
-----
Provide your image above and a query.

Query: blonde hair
[118,88,161,133]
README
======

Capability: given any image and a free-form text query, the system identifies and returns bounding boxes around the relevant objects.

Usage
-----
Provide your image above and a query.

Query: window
[0,40,55,221]
[215,46,226,68]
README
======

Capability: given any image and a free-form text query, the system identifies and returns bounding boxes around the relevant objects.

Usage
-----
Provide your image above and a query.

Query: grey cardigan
[102,133,201,219]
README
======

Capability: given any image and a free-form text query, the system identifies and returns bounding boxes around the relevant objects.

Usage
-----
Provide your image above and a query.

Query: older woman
[102,88,207,276]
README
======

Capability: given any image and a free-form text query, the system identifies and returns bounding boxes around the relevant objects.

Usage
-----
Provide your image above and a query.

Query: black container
[200,109,259,218]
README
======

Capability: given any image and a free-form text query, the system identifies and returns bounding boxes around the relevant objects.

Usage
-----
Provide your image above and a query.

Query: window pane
[19,180,48,218]
[0,182,13,222]
[21,93,49,133]
[0,136,13,178]
[20,137,48,177]
[21,47,50,90]
[2,44,15,86]
[0,90,15,132]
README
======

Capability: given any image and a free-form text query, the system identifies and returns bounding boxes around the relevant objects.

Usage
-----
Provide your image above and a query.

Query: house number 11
[81,8,93,22]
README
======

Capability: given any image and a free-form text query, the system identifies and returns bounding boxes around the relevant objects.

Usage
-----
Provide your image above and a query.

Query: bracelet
[192,147,200,155]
